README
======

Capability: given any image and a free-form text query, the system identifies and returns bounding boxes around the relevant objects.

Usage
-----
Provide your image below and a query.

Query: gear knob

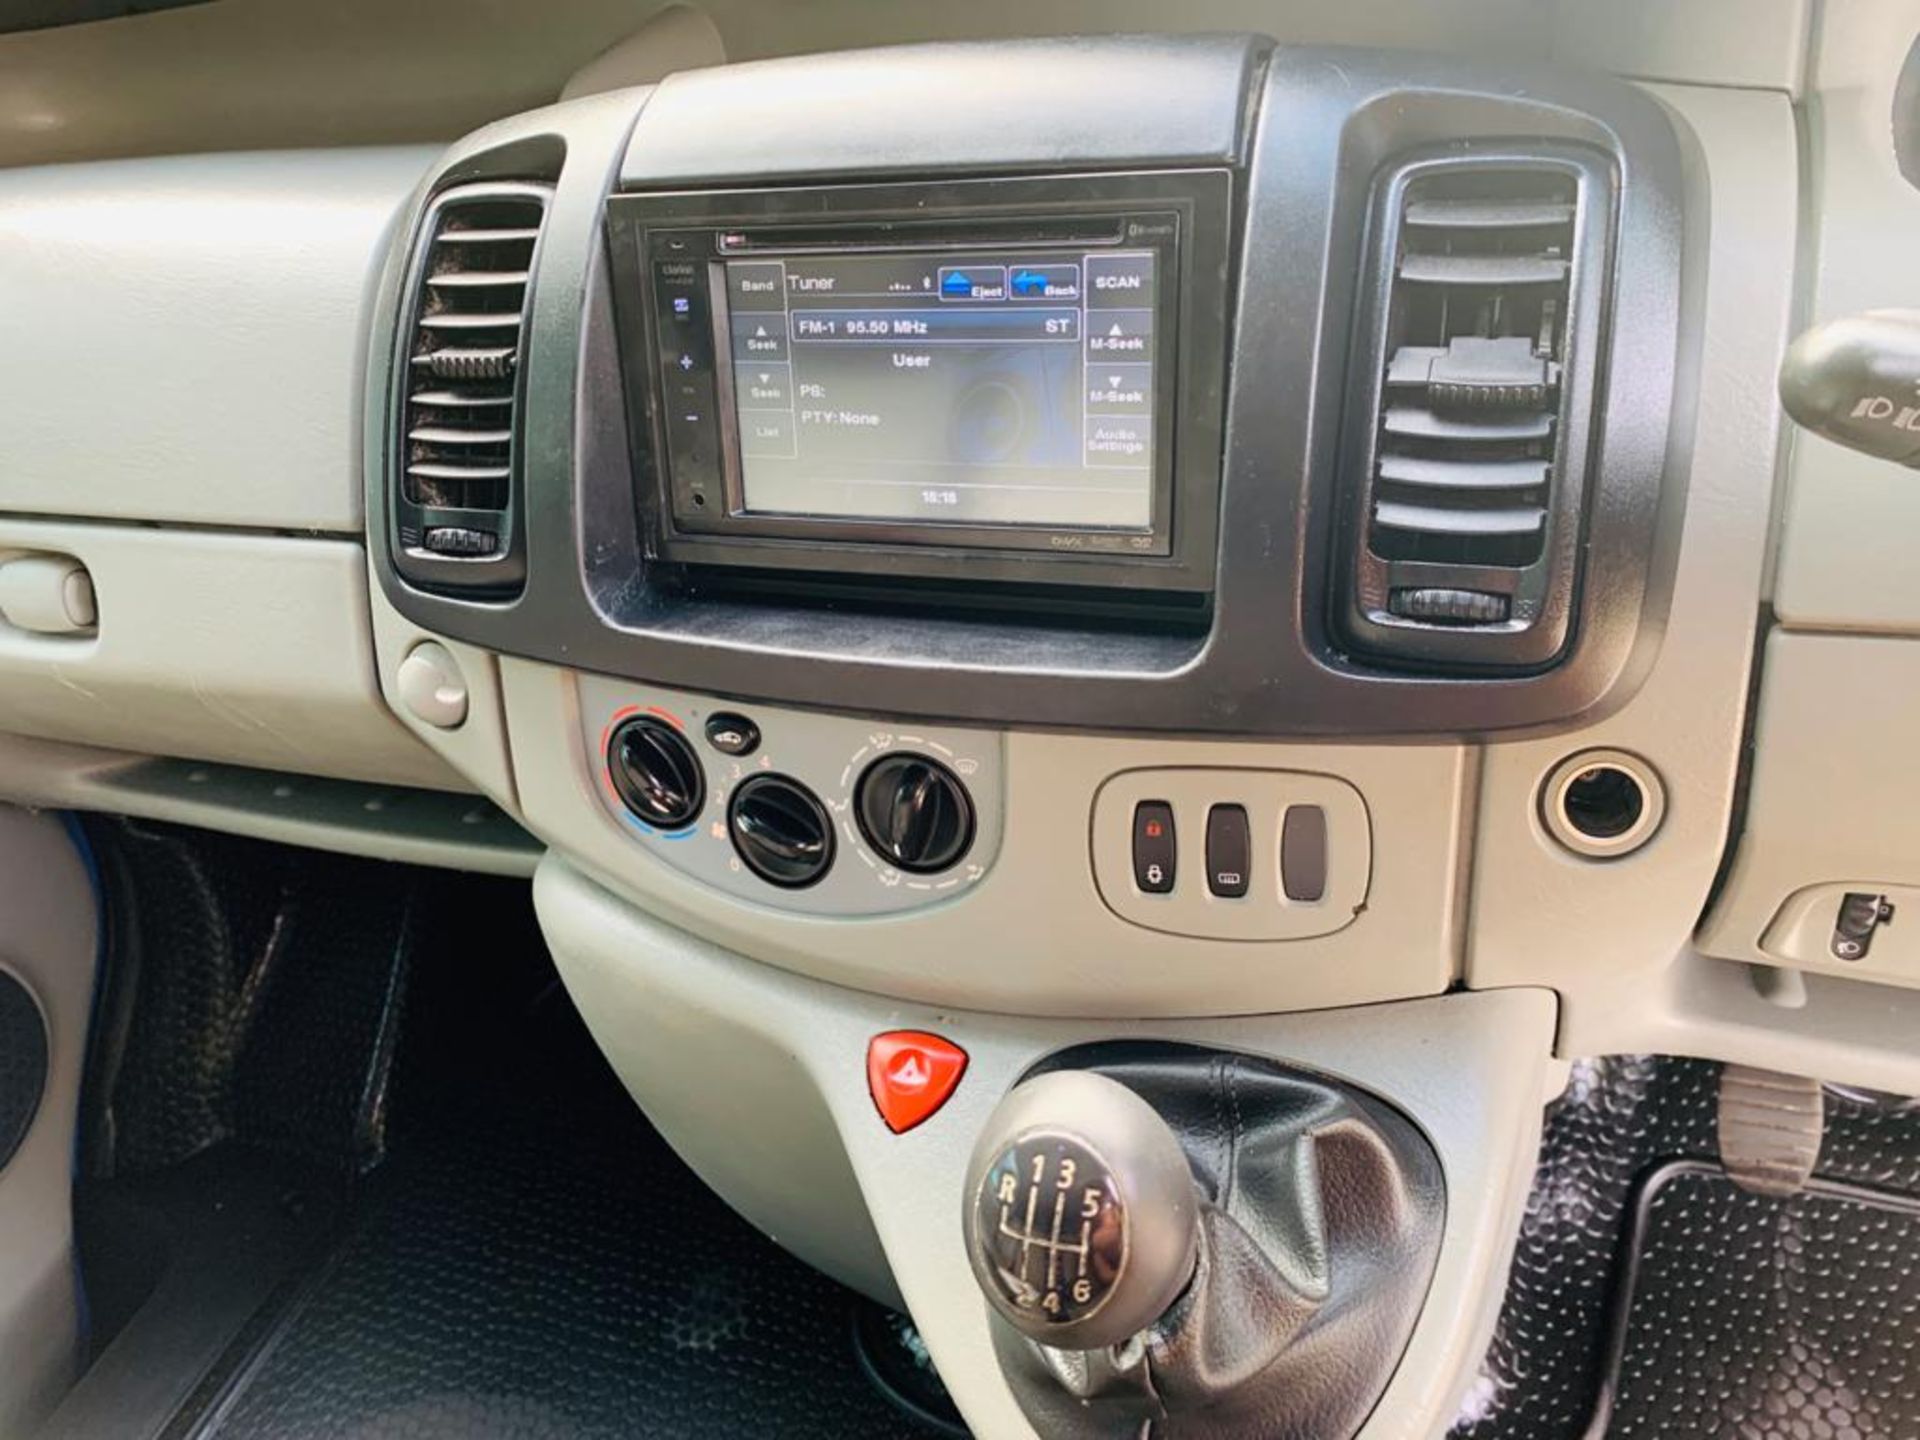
[963,1070,1201,1350]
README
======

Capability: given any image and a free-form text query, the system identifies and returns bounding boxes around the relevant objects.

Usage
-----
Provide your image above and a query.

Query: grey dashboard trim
[0,146,434,535]
[371,40,1690,739]
[619,32,1265,185]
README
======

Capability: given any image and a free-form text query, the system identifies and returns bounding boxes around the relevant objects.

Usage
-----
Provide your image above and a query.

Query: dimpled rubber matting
[1450,1056,1722,1439]
[203,1127,918,1440]
[1603,1162,1920,1438]
[198,886,930,1440]
[1451,1059,1920,1440]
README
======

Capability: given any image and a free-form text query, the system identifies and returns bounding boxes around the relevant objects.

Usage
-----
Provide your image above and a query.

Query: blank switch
[1281,805,1328,901]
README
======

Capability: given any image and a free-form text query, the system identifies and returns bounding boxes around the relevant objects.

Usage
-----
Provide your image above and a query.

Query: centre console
[358,29,1705,1440]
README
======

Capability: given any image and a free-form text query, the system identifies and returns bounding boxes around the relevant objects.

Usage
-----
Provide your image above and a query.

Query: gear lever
[959,1049,1446,1440]
[962,1070,1201,1350]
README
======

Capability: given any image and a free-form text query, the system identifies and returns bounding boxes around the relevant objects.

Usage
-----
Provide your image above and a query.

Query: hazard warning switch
[867,1031,969,1134]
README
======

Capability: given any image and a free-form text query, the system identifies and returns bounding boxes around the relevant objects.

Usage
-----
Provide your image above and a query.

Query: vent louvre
[1336,150,1613,670]
[399,186,548,525]
[1368,168,1575,569]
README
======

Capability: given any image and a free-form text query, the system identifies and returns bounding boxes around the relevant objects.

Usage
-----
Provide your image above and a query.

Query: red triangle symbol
[867,1031,968,1134]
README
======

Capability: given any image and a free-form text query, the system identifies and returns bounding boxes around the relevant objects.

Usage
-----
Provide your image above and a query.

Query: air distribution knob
[606,716,705,830]
[963,1071,1201,1351]
[856,754,975,874]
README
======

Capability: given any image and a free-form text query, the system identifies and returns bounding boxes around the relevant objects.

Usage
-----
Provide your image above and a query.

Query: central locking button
[1131,800,1176,893]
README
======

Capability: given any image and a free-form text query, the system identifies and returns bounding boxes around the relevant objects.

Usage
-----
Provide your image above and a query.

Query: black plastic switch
[1780,312,1920,469]
[1132,801,1176,893]
[1281,805,1328,902]
[1832,891,1895,961]
[1205,804,1250,898]
[704,711,761,757]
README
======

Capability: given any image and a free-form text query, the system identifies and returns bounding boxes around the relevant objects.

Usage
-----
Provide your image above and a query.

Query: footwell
[50,824,939,1440]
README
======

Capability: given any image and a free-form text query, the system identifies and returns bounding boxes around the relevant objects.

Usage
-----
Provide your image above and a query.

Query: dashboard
[376,38,1685,739]
[350,35,1702,1023]
[4,4,1920,1436]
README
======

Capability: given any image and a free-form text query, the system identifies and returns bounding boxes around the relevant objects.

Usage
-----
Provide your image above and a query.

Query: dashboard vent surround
[391,181,550,593]
[1334,150,1614,670]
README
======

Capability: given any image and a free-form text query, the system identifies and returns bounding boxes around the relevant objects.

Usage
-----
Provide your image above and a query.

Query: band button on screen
[727,260,787,312]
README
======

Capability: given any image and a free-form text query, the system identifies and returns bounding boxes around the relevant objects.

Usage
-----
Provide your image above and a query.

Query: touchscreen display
[720,247,1160,531]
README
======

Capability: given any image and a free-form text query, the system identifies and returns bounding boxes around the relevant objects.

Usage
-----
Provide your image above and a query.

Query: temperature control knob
[606,716,705,831]
[855,754,975,874]
[963,1071,1201,1351]
[728,774,835,888]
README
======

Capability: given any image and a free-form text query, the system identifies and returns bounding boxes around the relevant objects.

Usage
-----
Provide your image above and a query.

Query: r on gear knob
[963,1070,1201,1351]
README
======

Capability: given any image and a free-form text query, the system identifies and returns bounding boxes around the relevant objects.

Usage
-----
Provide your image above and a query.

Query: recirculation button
[704,711,761,757]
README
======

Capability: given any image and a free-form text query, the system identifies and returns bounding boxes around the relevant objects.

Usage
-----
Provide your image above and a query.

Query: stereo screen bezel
[606,171,1233,594]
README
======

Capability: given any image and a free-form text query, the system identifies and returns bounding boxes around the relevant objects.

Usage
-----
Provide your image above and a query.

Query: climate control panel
[578,674,1002,916]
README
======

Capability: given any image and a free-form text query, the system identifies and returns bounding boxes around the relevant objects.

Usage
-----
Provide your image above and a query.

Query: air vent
[1335,151,1613,670]
[391,182,550,593]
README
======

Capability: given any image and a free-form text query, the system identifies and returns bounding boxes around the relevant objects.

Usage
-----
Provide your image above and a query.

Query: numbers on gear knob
[973,1131,1127,1328]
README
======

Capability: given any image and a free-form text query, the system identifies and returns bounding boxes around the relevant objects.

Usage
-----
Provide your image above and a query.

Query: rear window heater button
[1205,804,1250,898]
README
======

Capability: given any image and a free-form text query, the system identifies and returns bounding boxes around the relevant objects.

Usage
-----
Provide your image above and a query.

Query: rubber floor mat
[181,876,937,1440]
[196,1123,921,1440]
[1592,1160,1920,1438]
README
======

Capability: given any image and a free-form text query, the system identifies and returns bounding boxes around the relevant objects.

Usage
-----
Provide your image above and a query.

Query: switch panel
[1091,769,1372,941]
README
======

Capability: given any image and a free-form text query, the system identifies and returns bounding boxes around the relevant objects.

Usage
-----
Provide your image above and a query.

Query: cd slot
[716,215,1127,254]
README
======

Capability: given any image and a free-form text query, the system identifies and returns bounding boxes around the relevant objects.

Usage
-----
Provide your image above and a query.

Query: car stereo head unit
[606,172,1232,594]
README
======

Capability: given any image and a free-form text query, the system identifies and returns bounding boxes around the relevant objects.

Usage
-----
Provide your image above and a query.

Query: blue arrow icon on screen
[1011,269,1047,297]
[940,271,975,298]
